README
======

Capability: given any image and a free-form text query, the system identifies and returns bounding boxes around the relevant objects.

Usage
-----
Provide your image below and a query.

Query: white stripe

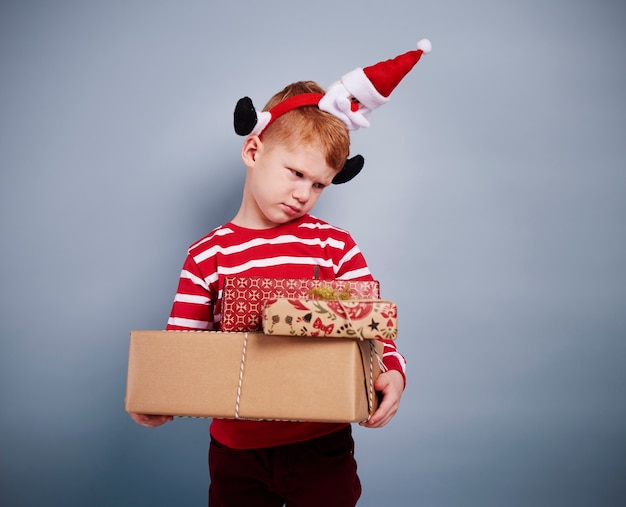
[190,226,235,250]
[167,317,210,329]
[193,235,345,264]
[174,293,210,304]
[298,220,345,233]
[337,267,371,279]
[338,245,361,267]
[299,222,333,229]
[181,269,210,290]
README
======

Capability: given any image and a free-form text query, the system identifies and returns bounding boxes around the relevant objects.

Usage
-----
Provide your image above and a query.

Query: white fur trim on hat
[341,68,389,111]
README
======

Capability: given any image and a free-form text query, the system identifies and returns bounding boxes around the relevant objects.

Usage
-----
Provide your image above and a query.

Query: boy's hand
[129,412,174,428]
[360,369,404,428]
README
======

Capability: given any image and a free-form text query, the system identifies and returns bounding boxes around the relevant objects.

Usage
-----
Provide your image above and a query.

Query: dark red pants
[208,426,361,507]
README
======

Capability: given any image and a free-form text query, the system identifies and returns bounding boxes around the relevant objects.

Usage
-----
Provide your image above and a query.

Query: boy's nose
[292,184,311,203]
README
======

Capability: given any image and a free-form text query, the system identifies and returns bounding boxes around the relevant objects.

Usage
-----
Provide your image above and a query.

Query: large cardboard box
[125,330,383,423]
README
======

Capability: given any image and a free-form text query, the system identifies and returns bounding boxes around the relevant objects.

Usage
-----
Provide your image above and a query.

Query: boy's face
[240,136,337,229]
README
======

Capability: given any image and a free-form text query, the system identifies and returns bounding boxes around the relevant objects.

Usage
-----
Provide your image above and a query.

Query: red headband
[261,92,324,134]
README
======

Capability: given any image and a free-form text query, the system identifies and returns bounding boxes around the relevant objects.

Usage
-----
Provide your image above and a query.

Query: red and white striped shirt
[166,214,406,448]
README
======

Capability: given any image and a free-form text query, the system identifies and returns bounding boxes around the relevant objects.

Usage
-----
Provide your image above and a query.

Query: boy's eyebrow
[288,164,332,187]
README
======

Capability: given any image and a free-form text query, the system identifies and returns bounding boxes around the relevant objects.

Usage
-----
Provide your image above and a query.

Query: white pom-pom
[417,38,432,54]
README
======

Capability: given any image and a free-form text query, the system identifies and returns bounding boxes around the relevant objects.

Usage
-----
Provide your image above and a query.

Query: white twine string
[367,340,375,415]
[235,331,249,419]
[365,339,388,421]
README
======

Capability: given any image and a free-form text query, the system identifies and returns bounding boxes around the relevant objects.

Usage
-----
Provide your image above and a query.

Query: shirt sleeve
[337,232,407,386]
[335,233,373,281]
[379,338,407,387]
[166,254,216,331]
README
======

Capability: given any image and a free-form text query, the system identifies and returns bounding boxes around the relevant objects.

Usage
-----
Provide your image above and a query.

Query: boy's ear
[241,135,262,166]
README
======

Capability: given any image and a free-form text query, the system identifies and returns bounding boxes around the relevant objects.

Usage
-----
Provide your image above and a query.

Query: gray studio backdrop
[1,1,625,506]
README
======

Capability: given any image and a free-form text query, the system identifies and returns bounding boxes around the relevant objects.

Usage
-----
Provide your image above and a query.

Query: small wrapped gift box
[221,277,380,332]
[262,298,398,340]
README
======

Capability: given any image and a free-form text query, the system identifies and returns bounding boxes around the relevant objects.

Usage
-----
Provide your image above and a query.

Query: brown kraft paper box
[125,330,384,423]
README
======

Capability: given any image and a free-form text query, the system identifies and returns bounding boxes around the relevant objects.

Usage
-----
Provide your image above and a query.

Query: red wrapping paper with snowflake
[262,298,397,340]
[220,277,380,332]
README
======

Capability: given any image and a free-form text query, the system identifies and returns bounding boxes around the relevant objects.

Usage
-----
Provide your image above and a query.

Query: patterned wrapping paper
[220,277,380,332]
[262,298,398,340]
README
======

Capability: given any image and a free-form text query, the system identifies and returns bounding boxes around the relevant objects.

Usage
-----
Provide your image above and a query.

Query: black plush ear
[332,155,365,184]
[234,96,258,136]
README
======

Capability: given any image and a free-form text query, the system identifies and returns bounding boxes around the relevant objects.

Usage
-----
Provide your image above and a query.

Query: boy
[130,41,431,506]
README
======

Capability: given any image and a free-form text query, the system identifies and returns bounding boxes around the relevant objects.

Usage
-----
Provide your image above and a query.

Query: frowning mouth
[282,203,301,215]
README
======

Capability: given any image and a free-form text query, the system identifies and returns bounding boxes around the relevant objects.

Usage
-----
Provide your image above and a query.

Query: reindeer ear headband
[234,39,432,184]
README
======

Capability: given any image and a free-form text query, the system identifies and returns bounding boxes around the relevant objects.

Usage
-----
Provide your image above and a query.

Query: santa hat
[233,39,432,182]
[365,39,433,98]
[319,38,432,129]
